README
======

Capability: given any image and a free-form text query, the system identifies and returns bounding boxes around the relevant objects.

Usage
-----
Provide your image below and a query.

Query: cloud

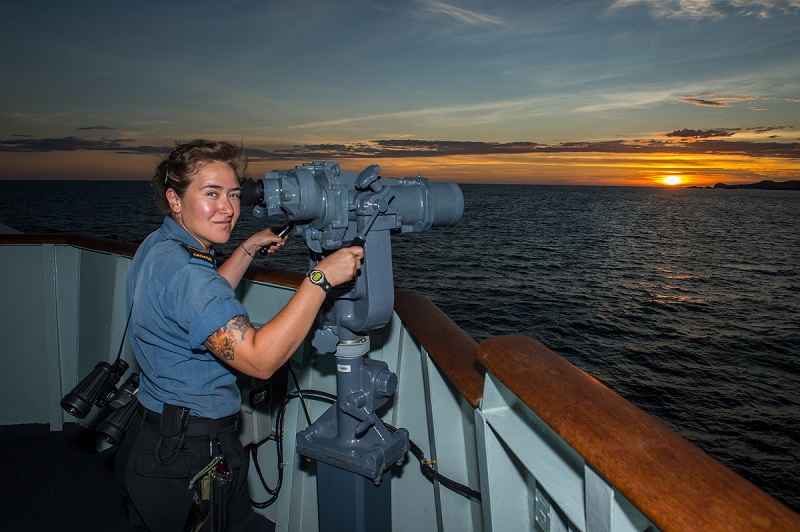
[244,137,800,160]
[666,128,737,138]
[417,1,505,26]
[745,125,795,134]
[663,125,797,139]
[2,133,798,160]
[682,98,730,107]
[78,126,118,131]
[680,93,766,107]
[0,136,135,152]
[291,90,778,133]
[289,97,552,130]
[244,140,543,160]
[609,0,800,19]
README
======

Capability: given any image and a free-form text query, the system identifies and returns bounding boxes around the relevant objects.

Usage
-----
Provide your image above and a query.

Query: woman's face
[167,161,241,248]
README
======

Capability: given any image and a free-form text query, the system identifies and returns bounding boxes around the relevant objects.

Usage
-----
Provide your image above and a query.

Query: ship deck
[1,423,275,531]
[1,423,127,531]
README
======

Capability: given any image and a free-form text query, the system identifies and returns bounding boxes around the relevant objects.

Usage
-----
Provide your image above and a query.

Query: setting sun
[662,175,683,186]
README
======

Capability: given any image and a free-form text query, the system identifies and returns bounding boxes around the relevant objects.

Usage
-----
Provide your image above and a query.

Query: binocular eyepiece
[96,373,140,445]
[60,359,130,418]
[60,359,140,445]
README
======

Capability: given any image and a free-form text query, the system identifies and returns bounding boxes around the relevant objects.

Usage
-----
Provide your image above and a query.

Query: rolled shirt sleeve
[166,263,249,348]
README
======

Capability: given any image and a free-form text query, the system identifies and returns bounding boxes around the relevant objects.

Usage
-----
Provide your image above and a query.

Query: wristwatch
[308,269,332,293]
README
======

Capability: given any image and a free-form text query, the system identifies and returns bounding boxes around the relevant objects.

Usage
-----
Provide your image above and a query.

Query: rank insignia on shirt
[182,244,216,267]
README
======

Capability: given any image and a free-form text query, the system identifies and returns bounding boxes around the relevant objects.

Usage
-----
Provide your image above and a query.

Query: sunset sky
[1,0,798,186]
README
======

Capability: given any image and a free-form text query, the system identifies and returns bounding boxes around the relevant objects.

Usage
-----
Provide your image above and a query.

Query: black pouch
[185,454,233,532]
[156,404,190,465]
[185,480,211,532]
[209,456,233,531]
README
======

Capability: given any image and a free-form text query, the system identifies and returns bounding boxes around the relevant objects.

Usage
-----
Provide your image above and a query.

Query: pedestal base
[317,462,392,532]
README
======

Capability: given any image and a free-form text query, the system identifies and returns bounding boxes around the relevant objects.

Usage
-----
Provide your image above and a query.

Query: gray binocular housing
[241,161,463,253]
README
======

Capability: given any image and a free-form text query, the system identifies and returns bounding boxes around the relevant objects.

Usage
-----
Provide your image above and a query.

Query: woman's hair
[151,139,248,215]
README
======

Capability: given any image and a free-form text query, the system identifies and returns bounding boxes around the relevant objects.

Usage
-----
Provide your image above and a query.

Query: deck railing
[1,234,797,531]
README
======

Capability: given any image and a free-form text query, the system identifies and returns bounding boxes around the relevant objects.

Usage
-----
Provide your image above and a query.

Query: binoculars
[60,359,139,445]
[240,162,463,253]
[241,162,464,346]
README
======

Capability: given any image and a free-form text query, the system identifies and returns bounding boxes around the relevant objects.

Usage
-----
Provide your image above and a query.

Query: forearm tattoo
[204,315,253,361]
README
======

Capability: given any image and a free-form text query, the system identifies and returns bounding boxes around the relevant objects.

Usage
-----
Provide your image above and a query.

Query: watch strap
[308,269,332,293]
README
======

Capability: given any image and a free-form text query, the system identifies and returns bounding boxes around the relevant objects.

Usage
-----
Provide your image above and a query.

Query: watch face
[310,270,325,284]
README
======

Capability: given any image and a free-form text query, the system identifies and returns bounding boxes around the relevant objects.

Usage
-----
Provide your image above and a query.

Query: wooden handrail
[0,233,305,288]
[244,265,306,288]
[394,289,483,408]
[1,236,484,408]
[0,233,139,257]
[477,335,800,531]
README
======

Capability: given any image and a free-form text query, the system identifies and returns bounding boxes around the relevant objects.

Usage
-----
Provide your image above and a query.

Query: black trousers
[115,407,259,531]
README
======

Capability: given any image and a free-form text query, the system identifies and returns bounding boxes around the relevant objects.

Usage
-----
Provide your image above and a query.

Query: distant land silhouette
[689,180,800,190]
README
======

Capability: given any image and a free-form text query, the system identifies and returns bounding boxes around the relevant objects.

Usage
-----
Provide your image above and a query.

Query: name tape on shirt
[181,244,216,266]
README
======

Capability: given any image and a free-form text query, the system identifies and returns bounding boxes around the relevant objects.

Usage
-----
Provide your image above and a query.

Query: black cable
[247,388,481,507]
[384,422,482,502]
[251,444,278,495]
[287,365,312,426]
[249,394,289,507]
[248,390,334,508]
[248,365,323,506]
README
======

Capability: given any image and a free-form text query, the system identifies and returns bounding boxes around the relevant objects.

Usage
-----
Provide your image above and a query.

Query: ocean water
[5,180,799,512]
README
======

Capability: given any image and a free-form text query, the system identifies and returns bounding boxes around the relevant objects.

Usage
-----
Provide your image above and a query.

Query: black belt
[143,407,237,437]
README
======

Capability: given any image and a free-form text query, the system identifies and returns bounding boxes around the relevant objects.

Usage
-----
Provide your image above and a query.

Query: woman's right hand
[315,246,364,287]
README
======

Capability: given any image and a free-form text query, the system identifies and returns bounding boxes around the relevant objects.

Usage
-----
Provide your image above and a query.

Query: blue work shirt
[126,217,248,419]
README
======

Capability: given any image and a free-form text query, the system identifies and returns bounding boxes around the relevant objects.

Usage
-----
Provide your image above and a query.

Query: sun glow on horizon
[662,175,683,186]
[3,150,799,187]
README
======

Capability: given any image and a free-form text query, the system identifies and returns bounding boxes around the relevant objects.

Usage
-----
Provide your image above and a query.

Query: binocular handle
[258,222,295,255]
[349,236,366,248]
